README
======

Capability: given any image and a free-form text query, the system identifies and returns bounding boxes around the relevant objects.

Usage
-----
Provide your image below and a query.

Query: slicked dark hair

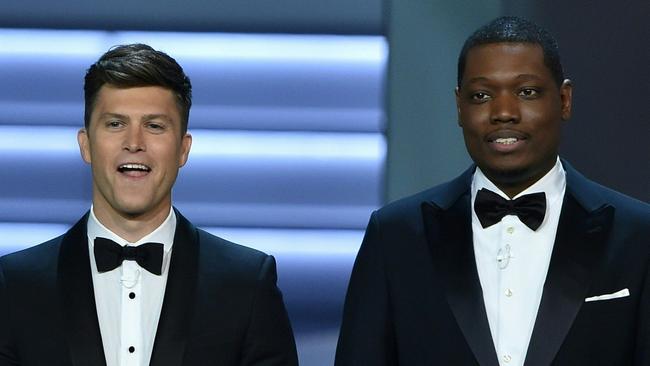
[457,16,565,88]
[84,43,192,134]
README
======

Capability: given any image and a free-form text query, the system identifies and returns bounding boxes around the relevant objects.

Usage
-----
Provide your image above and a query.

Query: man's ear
[455,87,463,126]
[178,132,192,167]
[77,128,92,164]
[560,79,573,121]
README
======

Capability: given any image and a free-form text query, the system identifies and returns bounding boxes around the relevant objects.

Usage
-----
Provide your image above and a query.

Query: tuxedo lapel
[58,214,108,366]
[421,169,499,366]
[149,210,199,366]
[525,165,615,365]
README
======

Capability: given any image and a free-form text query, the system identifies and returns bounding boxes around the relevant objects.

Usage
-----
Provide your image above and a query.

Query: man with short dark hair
[335,16,649,366]
[0,43,298,366]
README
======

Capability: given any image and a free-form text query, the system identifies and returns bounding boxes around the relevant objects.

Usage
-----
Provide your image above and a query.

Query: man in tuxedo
[0,44,298,366]
[335,16,649,366]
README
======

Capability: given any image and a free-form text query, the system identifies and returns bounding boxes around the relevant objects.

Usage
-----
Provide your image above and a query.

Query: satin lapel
[150,211,199,366]
[422,194,499,366]
[525,194,614,365]
[58,214,107,366]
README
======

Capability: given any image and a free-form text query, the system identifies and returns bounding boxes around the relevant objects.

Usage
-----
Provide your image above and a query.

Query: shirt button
[506,227,514,234]
[129,292,136,299]
[129,346,135,353]
[505,288,513,297]
[503,354,512,363]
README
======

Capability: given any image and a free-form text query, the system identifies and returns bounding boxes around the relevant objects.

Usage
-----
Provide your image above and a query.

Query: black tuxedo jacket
[336,161,649,365]
[0,210,298,366]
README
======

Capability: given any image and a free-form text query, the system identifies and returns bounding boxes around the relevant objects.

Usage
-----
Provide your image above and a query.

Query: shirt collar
[87,206,176,254]
[471,157,566,205]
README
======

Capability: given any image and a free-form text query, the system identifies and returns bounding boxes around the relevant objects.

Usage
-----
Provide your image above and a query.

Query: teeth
[119,163,150,171]
[494,137,518,145]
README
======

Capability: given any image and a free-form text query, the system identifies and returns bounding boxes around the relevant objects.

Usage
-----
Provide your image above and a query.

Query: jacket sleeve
[0,261,20,366]
[239,255,298,366]
[635,257,649,365]
[335,211,397,366]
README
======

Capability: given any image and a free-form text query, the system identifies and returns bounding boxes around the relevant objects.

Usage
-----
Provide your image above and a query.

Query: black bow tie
[474,188,546,231]
[93,237,164,275]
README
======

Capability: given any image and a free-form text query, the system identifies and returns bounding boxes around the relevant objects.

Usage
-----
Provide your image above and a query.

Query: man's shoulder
[0,234,64,272]
[193,227,272,276]
[580,181,650,230]
[175,208,270,265]
[376,167,474,220]
[0,214,87,273]
[589,181,649,211]
[196,228,268,259]
[564,162,650,222]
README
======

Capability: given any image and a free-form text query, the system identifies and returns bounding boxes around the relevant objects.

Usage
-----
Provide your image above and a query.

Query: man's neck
[477,157,562,199]
[496,180,537,199]
[485,160,559,199]
[91,203,172,243]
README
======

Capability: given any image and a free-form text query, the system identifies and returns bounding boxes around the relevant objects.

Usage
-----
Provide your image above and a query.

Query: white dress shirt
[87,207,176,366]
[471,158,566,366]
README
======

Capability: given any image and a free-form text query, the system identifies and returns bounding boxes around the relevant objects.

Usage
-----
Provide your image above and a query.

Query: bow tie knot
[474,188,546,231]
[94,237,164,275]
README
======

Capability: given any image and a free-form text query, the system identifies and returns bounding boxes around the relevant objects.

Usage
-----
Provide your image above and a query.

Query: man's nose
[123,126,146,152]
[490,93,520,124]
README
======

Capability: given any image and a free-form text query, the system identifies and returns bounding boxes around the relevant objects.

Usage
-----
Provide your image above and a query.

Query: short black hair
[457,16,565,87]
[84,43,192,133]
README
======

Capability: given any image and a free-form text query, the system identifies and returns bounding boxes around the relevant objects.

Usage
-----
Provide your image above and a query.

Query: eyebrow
[141,114,173,123]
[515,74,543,81]
[98,112,129,120]
[465,76,490,84]
[464,73,544,85]
[97,113,173,123]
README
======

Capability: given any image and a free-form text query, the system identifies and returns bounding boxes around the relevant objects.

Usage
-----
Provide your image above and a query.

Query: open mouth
[492,137,520,145]
[486,131,527,152]
[117,163,151,174]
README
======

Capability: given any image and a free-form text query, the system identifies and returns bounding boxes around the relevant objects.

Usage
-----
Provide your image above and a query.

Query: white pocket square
[585,288,630,302]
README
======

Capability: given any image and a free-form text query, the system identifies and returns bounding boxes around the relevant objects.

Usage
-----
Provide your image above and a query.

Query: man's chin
[113,202,156,219]
[115,209,149,220]
[480,164,531,186]
[110,195,171,220]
